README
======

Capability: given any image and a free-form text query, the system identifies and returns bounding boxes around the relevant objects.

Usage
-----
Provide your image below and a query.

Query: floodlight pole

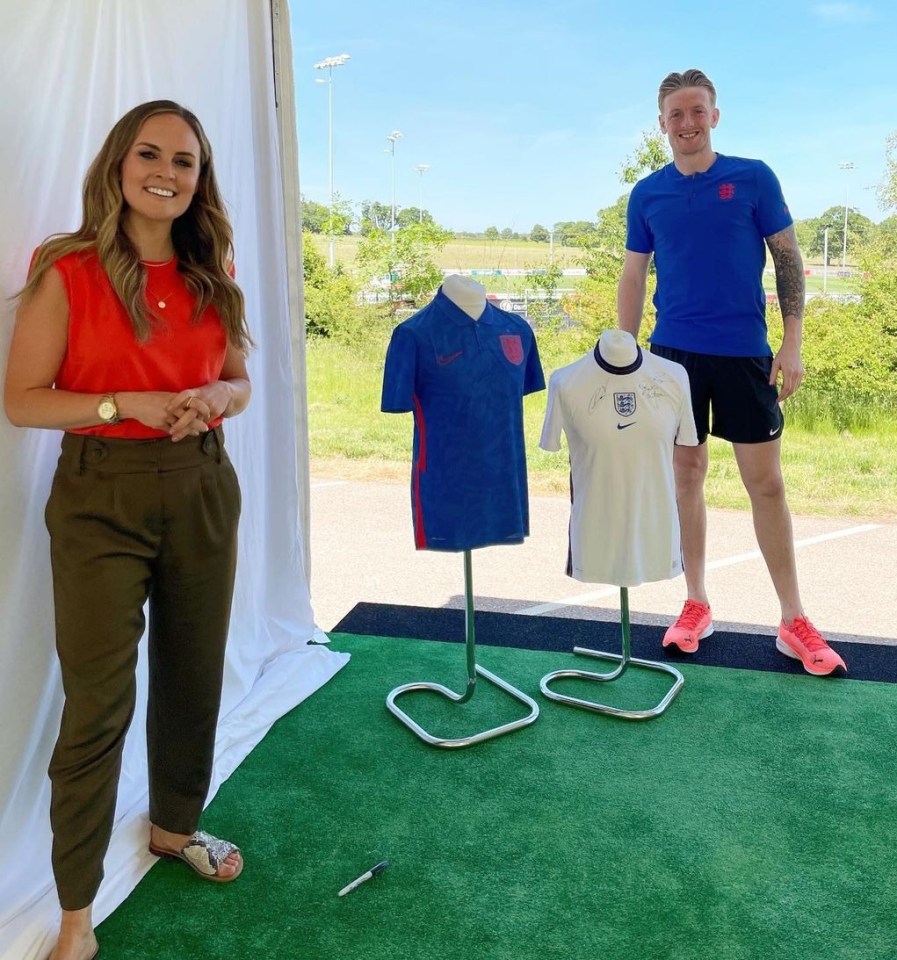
[839,161,855,269]
[314,53,351,267]
[414,164,430,222]
[386,131,403,233]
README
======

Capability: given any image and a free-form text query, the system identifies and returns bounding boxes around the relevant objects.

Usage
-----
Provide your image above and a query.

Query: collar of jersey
[435,287,502,326]
[593,343,643,375]
[667,151,724,181]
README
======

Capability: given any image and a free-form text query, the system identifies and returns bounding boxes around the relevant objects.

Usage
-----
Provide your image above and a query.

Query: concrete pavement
[309,476,896,648]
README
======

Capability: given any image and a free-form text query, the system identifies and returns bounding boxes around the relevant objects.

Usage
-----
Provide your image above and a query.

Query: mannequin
[596,328,638,368]
[441,275,486,320]
[540,328,698,586]
[381,278,543,552]
[538,330,694,716]
[380,274,544,745]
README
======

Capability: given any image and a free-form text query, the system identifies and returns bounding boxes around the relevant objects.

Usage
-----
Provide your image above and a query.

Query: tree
[360,201,393,235]
[875,215,897,259]
[300,197,329,233]
[322,193,354,237]
[800,205,875,263]
[356,220,452,308]
[396,206,434,228]
[618,129,671,185]
[302,232,360,341]
[529,224,550,243]
[554,220,598,247]
[769,245,897,426]
[877,130,897,211]
[500,227,514,240]
[793,218,818,258]
[565,131,670,340]
[571,130,667,269]
[484,226,499,240]
[522,262,565,331]
[301,194,353,235]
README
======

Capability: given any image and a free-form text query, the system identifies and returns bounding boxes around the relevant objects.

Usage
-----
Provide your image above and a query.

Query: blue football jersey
[382,288,545,551]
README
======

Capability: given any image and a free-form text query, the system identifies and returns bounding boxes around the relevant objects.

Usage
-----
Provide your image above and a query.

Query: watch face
[99,399,117,422]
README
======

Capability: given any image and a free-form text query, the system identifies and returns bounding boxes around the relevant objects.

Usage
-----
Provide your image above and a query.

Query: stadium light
[314,53,351,266]
[386,131,403,233]
[414,164,430,222]
[839,161,856,269]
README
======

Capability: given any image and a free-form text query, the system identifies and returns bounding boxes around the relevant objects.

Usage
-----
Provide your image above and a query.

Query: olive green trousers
[45,427,241,910]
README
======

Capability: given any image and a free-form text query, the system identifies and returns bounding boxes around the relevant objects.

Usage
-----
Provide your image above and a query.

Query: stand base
[387,664,540,748]
[540,646,684,720]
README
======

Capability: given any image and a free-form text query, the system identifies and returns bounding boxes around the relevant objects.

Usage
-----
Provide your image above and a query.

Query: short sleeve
[539,374,564,452]
[672,366,699,447]
[625,182,654,254]
[523,329,546,396]
[754,161,793,239]
[381,324,417,413]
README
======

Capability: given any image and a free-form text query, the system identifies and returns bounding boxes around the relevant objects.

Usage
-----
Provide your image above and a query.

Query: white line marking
[514,523,881,616]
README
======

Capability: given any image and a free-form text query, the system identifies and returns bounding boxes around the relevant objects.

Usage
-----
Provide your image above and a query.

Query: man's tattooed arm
[765,224,806,401]
[766,225,805,327]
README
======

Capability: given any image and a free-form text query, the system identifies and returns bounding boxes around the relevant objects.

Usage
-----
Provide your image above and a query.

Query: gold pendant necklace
[143,256,177,309]
[146,286,176,309]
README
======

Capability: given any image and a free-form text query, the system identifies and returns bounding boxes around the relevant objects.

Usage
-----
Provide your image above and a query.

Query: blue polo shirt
[626,154,793,356]
[382,289,545,552]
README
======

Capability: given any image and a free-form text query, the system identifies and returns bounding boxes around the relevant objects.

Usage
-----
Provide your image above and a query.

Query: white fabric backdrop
[0,3,348,957]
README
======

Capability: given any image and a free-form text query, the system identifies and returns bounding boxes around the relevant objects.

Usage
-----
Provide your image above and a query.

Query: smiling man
[616,68,846,676]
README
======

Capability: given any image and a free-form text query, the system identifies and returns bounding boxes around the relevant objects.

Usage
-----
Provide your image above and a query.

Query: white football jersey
[540,346,698,586]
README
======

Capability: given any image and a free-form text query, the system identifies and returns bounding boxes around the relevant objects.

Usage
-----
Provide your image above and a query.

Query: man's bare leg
[674,442,710,604]
[732,438,803,622]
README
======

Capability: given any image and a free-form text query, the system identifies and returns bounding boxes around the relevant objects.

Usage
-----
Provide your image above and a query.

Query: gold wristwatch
[97,393,120,424]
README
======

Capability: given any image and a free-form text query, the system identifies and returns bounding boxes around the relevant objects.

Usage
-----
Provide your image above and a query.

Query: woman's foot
[48,905,97,960]
[149,824,242,880]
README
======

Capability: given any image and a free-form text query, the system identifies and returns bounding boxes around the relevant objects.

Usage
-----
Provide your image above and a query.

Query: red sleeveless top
[52,250,228,439]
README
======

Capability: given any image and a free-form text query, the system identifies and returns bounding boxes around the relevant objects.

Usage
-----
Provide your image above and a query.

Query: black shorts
[650,345,784,444]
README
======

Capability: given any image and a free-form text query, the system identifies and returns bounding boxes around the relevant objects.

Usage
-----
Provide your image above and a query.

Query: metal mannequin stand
[540,587,683,720]
[387,550,539,748]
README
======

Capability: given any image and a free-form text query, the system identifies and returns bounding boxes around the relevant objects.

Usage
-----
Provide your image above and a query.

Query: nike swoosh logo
[437,351,463,365]
[617,422,637,430]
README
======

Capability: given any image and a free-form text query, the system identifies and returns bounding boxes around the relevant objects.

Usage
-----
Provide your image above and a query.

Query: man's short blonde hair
[658,69,717,111]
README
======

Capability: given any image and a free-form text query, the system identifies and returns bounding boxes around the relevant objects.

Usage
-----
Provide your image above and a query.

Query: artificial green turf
[98,634,897,960]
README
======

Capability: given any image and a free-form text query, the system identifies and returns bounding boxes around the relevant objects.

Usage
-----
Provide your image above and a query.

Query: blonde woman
[4,100,252,960]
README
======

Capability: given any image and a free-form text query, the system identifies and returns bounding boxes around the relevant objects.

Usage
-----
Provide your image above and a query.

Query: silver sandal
[149,830,243,882]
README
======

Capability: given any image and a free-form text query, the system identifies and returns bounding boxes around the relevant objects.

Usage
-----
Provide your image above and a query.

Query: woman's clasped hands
[166,389,213,441]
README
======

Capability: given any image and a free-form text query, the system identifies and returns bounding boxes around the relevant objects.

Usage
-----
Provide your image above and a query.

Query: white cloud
[811,2,875,23]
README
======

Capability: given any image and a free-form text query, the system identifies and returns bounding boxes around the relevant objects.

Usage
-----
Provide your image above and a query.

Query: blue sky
[291,0,895,233]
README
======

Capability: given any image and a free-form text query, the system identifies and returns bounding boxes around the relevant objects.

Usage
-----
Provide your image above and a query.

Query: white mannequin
[442,275,486,321]
[597,328,639,367]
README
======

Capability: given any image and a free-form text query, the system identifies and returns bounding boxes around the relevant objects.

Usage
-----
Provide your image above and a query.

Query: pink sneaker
[662,600,713,653]
[776,617,847,676]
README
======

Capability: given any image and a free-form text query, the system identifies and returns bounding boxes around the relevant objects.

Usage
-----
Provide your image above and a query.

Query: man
[617,68,846,676]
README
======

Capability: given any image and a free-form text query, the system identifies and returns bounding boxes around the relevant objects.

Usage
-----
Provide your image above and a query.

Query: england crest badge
[499,334,524,365]
[614,392,636,417]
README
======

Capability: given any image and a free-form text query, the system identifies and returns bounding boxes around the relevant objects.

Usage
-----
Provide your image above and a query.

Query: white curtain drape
[0,3,348,957]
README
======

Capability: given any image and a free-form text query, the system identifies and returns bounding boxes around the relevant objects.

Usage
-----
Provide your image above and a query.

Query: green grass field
[308,234,861,295]
[302,234,888,517]
[306,338,897,521]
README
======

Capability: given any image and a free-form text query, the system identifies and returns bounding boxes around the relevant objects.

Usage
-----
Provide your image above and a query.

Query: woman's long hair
[20,100,252,351]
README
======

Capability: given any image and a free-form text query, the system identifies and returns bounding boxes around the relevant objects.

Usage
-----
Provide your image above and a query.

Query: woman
[4,100,252,960]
